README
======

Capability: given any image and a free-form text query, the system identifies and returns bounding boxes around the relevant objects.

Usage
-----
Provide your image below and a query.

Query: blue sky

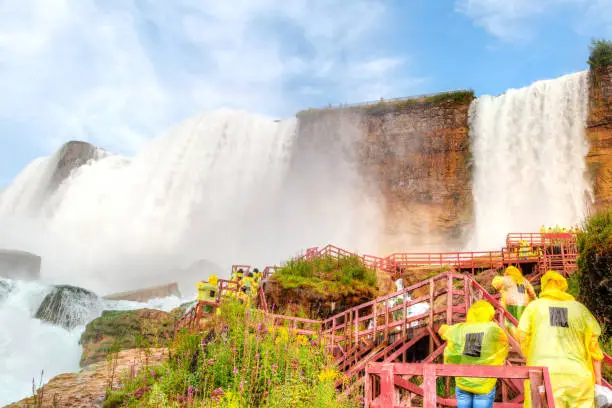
[0,0,610,186]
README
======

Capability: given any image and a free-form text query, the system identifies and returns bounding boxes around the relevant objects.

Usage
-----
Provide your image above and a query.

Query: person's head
[208,274,218,286]
[253,268,259,273]
[505,265,523,281]
[247,272,253,278]
[466,300,495,323]
[541,270,568,292]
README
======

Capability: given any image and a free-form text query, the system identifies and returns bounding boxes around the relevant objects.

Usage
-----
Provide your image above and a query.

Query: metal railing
[365,363,555,408]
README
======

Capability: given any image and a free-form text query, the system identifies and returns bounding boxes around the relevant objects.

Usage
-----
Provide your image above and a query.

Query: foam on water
[469,71,591,248]
[0,278,182,405]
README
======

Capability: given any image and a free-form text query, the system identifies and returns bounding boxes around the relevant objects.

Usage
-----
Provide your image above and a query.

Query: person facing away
[518,270,603,408]
[439,300,510,408]
[492,266,537,337]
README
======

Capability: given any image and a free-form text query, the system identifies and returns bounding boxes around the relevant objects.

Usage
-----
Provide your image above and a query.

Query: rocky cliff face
[587,65,612,210]
[296,93,474,252]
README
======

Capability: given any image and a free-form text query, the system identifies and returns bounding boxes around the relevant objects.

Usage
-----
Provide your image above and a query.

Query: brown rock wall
[296,97,473,252]
[587,65,612,209]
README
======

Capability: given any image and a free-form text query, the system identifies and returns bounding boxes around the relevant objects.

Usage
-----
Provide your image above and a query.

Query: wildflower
[151,369,156,378]
[317,367,339,382]
[296,335,308,345]
[240,380,244,392]
[233,366,239,375]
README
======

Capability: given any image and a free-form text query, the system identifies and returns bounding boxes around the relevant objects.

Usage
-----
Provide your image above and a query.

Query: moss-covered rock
[35,284,101,329]
[264,255,378,319]
[79,307,183,367]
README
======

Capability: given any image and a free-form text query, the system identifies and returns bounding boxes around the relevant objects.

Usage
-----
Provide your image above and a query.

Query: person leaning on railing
[518,270,603,408]
[438,300,510,408]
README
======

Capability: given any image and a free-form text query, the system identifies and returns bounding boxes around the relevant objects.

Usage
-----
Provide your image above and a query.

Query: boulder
[0,249,41,280]
[35,285,101,330]
[79,308,183,367]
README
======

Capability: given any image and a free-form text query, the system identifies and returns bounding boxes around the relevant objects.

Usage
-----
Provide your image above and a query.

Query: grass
[297,90,475,118]
[103,300,358,407]
[272,254,377,296]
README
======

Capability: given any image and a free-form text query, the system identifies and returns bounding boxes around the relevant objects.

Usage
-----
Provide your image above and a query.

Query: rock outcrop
[50,141,107,191]
[6,348,167,408]
[0,249,41,280]
[296,92,474,252]
[35,285,101,329]
[79,308,182,367]
[587,65,612,210]
[103,282,181,303]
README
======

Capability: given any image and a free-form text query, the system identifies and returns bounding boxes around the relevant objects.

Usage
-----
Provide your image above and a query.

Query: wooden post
[429,279,434,354]
[384,300,389,343]
[378,363,395,408]
[446,274,453,325]
[373,302,377,346]
[402,292,407,340]
[423,364,437,408]
[354,309,359,346]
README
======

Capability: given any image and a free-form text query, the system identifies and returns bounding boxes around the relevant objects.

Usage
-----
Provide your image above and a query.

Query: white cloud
[0,0,417,156]
[455,0,611,42]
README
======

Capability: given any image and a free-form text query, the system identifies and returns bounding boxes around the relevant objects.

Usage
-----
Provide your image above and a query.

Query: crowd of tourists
[440,266,607,408]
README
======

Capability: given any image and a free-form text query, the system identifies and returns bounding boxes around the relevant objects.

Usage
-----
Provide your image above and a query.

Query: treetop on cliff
[587,39,612,70]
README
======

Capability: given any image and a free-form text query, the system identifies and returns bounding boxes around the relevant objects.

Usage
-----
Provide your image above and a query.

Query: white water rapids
[0,278,181,405]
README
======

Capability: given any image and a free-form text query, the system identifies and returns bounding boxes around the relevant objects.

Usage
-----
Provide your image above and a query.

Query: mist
[0,108,386,295]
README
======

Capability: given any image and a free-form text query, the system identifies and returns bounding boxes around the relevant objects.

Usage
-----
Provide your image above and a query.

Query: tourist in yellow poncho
[518,271,603,408]
[492,266,536,338]
[439,300,510,408]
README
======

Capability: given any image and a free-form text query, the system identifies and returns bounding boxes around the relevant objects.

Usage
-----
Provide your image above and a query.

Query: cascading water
[0,108,383,294]
[0,277,182,405]
[469,71,591,248]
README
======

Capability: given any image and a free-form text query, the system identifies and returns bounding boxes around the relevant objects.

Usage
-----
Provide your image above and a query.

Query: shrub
[577,208,612,338]
[587,39,612,71]
[104,300,359,407]
[273,254,377,295]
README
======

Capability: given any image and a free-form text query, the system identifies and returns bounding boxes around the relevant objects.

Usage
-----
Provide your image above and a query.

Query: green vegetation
[587,39,612,71]
[80,308,181,366]
[104,300,357,407]
[273,254,377,296]
[297,90,475,118]
[577,208,611,339]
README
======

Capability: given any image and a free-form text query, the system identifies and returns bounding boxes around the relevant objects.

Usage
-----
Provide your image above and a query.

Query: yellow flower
[317,367,338,382]
[296,335,308,345]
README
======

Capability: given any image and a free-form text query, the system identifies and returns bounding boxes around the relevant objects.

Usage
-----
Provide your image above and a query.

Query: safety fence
[364,363,555,408]
[506,232,576,248]
[322,273,522,367]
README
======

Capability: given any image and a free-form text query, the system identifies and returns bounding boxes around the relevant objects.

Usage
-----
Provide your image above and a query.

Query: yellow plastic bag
[519,271,603,408]
[439,300,510,394]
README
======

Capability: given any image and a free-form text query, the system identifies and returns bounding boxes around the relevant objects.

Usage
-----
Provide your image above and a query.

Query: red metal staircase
[176,231,607,406]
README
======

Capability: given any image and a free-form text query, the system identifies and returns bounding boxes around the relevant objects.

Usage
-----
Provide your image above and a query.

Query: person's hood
[466,300,495,323]
[505,265,524,285]
[539,270,574,301]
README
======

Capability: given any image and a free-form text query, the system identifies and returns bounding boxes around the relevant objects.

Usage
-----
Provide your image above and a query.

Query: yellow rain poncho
[197,274,219,302]
[518,271,603,408]
[492,266,536,324]
[439,300,510,394]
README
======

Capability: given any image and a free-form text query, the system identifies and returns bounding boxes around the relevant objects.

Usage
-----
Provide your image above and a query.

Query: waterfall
[0,108,382,294]
[469,71,591,248]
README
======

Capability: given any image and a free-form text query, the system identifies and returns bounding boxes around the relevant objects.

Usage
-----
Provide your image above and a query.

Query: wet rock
[79,308,182,367]
[35,285,101,330]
